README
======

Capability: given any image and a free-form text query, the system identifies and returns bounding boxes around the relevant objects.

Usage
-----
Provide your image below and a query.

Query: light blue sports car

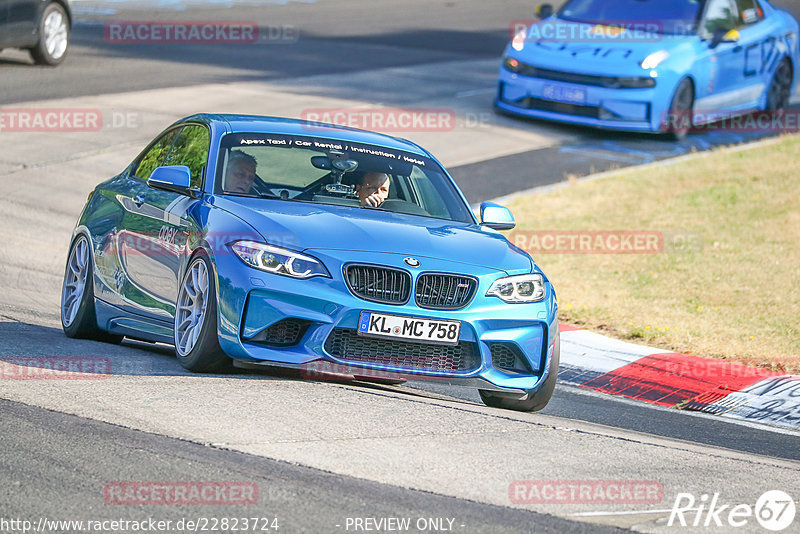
[496,0,799,138]
[61,114,559,411]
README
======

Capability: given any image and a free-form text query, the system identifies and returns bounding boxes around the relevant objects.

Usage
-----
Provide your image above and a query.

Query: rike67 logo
[669,490,796,531]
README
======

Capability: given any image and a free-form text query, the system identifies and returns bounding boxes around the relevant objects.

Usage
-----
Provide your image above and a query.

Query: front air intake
[415,273,477,309]
[345,264,411,304]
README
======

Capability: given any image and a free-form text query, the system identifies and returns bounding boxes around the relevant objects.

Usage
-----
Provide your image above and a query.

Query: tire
[61,235,123,343]
[174,253,230,372]
[665,78,694,141]
[30,2,69,66]
[479,333,560,412]
[766,59,793,111]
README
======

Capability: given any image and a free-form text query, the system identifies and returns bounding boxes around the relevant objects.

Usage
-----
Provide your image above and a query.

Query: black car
[0,0,71,65]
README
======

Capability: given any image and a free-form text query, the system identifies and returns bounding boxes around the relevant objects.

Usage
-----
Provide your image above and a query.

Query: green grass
[505,136,800,373]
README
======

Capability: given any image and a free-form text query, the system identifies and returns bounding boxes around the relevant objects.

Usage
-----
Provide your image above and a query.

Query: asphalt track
[1,1,800,532]
[1,399,615,534]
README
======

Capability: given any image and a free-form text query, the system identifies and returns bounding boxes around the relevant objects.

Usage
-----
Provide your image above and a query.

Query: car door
[143,123,210,317]
[3,0,39,47]
[735,0,785,107]
[119,124,210,321]
[697,0,745,115]
[115,127,183,321]
[0,0,10,46]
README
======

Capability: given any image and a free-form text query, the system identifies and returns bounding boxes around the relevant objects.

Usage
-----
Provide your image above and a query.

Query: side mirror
[536,3,554,19]
[722,28,740,42]
[147,165,197,197]
[710,28,739,48]
[480,201,515,231]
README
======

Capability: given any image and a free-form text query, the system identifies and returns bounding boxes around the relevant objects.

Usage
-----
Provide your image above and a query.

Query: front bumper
[496,66,674,133]
[213,249,558,393]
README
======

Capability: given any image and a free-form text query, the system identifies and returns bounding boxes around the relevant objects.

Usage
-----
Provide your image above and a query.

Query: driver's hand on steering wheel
[361,192,386,207]
[355,173,390,208]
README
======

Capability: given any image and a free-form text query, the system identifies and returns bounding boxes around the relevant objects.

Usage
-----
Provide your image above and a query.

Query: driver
[354,172,390,208]
[224,151,258,194]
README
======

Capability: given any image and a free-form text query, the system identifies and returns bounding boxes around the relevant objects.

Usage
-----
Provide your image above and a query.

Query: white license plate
[357,311,461,345]
[542,84,587,105]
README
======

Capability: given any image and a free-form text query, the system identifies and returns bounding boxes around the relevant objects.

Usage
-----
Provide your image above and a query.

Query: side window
[163,124,210,189]
[409,166,448,219]
[133,129,180,181]
[736,0,764,25]
[704,0,740,36]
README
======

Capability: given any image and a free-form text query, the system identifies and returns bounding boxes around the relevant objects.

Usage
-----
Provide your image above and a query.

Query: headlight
[487,274,545,303]
[230,240,330,279]
[640,50,670,70]
[512,29,526,51]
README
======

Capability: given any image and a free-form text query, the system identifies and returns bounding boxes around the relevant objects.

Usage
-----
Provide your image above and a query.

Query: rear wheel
[61,235,123,343]
[479,333,559,412]
[766,59,793,111]
[174,253,230,372]
[30,2,70,66]
[666,78,694,141]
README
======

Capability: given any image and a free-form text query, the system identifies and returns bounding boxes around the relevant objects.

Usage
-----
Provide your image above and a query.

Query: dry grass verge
[505,136,800,373]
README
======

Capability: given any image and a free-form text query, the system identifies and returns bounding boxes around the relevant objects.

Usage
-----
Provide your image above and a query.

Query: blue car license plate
[542,84,587,105]
[358,311,460,345]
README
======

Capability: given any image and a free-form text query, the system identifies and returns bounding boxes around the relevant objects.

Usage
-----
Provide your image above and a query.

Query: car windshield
[216,132,474,224]
[558,0,705,35]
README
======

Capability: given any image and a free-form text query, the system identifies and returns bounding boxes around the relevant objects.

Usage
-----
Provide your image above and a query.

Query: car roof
[181,113,431,157]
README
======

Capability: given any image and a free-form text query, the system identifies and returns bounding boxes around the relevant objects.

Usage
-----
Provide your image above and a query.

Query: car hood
[512,19,687,72]
[212,197,532,274]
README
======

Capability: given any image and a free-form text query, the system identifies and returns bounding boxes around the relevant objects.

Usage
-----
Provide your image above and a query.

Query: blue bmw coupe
[496,0,799,138]
[61,114,559,411]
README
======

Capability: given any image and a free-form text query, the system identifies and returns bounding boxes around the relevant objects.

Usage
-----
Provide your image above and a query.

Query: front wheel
[665,78,695,141]
[766,59,793,111]
[61,235,123,343]
[30,2,70,66]
[174,253,230,372]
[479,333,559,412]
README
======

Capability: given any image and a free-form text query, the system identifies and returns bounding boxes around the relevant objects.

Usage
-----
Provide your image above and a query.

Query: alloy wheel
[43,10,68,61]
[61,236,89,327]
[175,259,209,356]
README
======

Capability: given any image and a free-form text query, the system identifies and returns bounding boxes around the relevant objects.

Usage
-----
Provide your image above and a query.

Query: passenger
[354,172,390,208]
